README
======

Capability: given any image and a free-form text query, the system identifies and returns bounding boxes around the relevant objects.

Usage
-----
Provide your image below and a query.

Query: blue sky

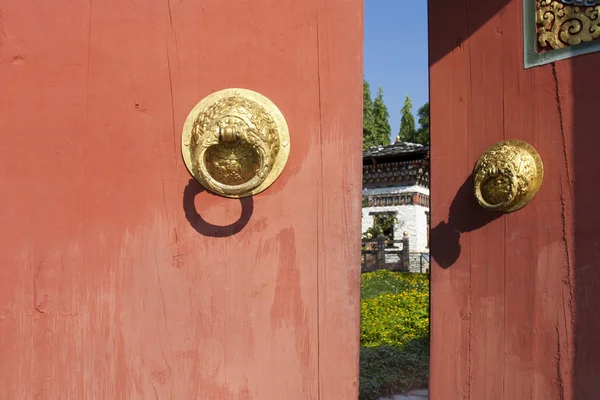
[364,0,429,137]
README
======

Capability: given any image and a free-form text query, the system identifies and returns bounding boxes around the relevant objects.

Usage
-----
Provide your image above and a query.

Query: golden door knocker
[181,88,290,198]
[473,140,543,213]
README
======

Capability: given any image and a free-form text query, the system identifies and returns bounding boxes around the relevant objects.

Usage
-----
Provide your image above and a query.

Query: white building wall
[361,204,429,253]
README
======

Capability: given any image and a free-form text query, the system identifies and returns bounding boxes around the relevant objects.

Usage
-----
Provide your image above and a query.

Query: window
[369,211,398,246]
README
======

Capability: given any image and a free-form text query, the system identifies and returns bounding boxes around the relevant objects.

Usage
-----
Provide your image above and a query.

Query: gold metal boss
[182,88,290,198]
[473,140,544,213]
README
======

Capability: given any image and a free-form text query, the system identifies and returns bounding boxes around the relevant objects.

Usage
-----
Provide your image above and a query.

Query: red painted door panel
[0,1,362,398]
[429,0,600,398]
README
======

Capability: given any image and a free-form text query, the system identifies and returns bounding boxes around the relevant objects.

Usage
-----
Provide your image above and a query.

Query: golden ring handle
[474,173,519,211]
[181,88,290,199]
[473,140,543,213]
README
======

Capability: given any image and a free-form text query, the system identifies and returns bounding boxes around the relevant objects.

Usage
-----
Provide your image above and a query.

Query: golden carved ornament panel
[537,0,600,51]
[181,88,290,198]
[473,140,544,213]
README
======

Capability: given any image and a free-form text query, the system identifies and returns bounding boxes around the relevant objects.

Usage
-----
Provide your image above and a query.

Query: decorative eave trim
[362,192,430,208]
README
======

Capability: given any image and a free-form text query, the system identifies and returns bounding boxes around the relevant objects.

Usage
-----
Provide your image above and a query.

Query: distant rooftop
[363,141,429,163]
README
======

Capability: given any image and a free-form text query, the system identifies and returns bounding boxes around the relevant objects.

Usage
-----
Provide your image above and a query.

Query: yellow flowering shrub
[359,271,430,399]
[361,289,429,348]
[361,270,429,300]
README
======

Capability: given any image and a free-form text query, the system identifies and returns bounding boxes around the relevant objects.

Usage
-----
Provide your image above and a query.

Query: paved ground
[380,389,428,400]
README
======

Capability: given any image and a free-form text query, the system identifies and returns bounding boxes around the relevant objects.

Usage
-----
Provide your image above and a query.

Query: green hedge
[359,271,430,400]
[360,338,430,400]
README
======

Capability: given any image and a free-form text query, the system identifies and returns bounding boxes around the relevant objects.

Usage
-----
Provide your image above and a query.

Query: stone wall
[408,253,430,274]
[361,251,429,274]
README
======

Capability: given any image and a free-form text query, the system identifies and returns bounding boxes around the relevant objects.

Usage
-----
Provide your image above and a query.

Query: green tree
[416,102,430,145]
[363,80,377,149]
[372,87,391,147]
[398,96,417,143]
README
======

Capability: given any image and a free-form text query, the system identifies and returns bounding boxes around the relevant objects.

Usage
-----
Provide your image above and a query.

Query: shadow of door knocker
[182,179,253,237]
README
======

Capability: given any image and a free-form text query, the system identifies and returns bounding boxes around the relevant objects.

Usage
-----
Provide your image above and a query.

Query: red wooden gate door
[430,0,600,398]
[0,1,362,398]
